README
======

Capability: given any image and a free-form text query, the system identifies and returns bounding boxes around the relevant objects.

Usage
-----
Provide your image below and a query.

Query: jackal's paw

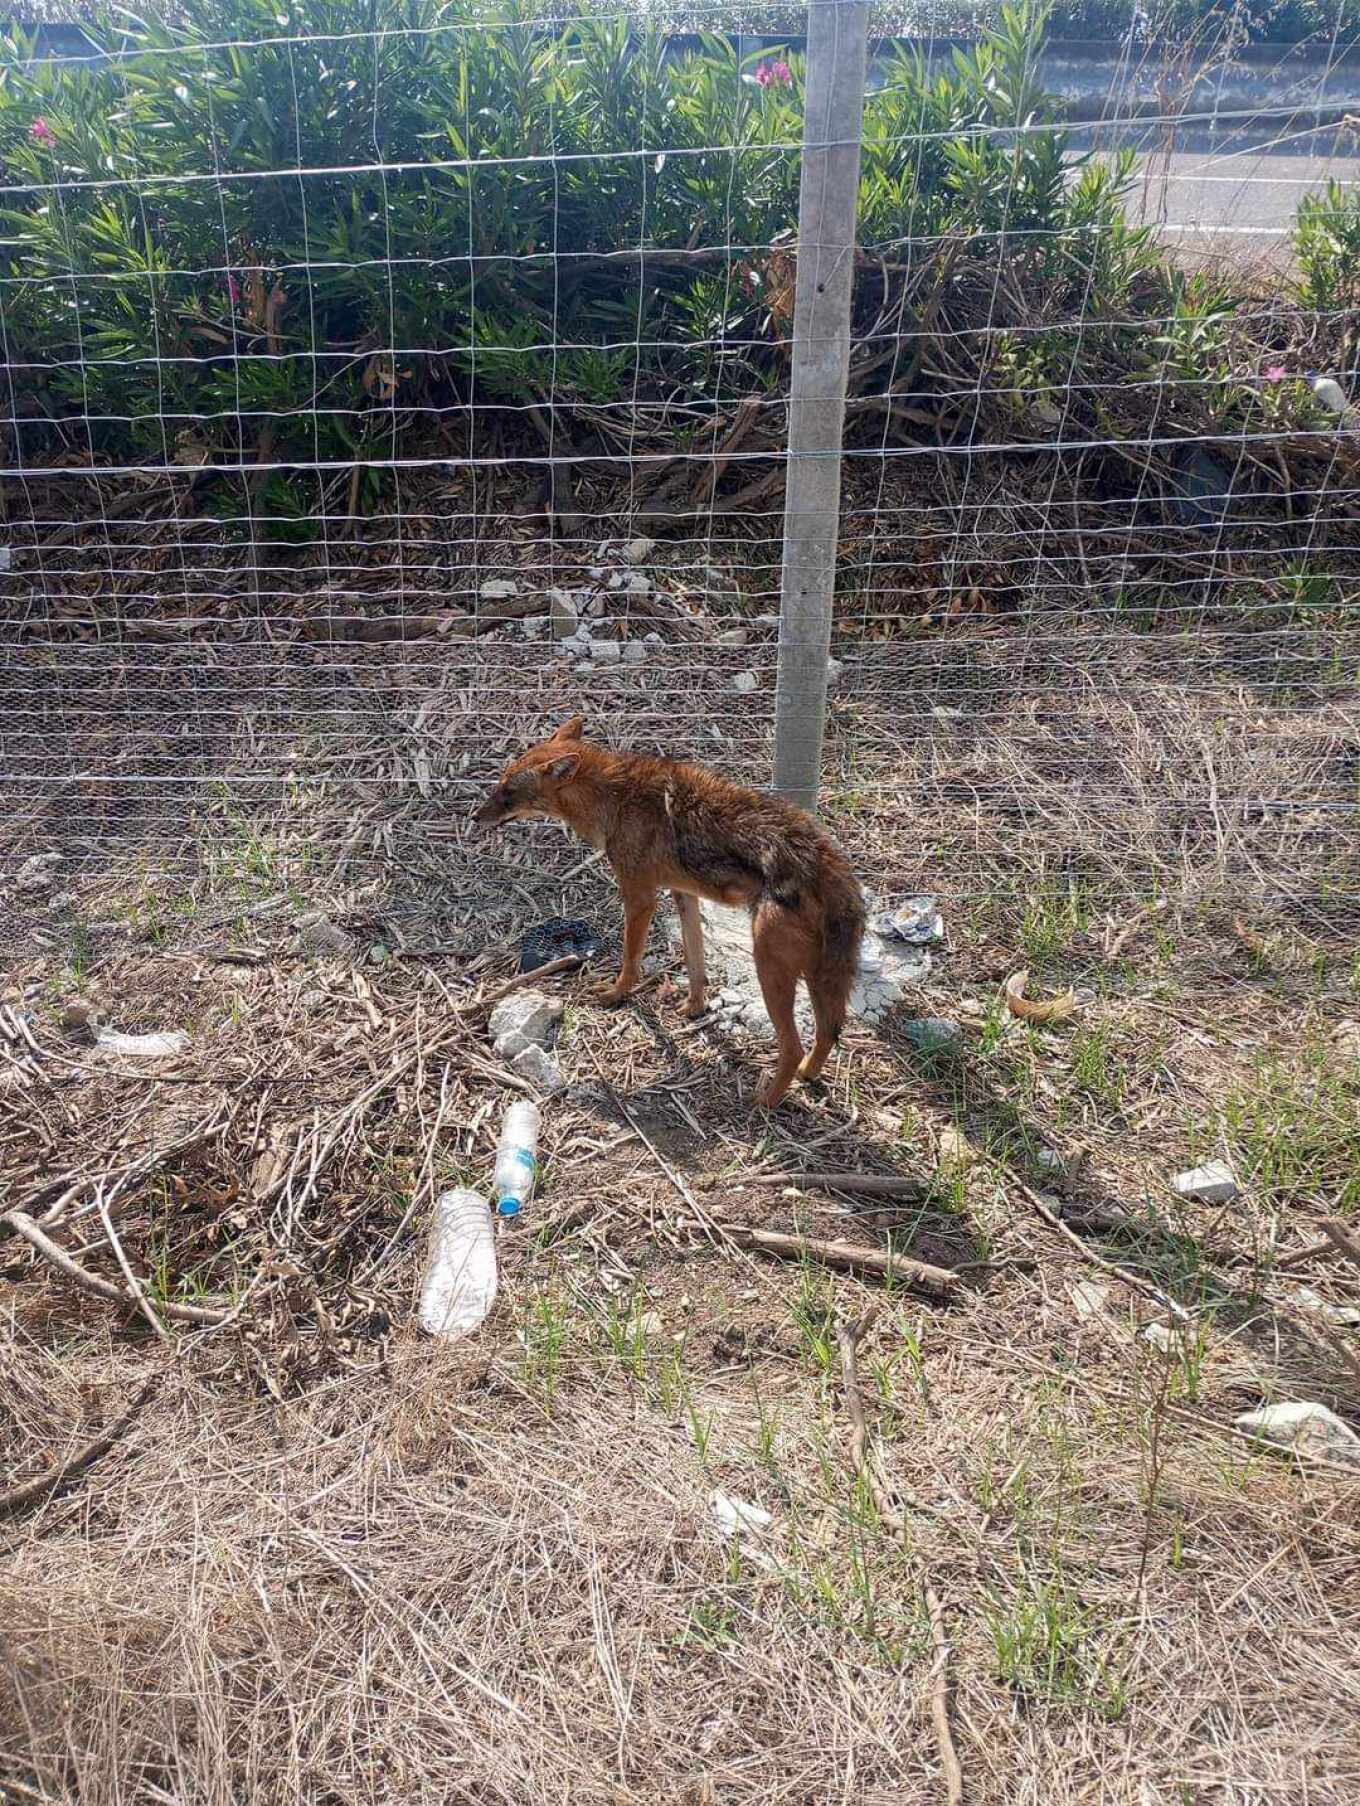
[592,981,633,1008]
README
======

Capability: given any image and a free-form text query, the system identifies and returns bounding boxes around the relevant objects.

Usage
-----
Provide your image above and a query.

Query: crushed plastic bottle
[418,1188,498,1338]
[493,1098,541,1217]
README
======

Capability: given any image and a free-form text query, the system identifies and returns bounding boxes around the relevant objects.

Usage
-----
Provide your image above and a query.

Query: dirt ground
[3,599,1360,1802]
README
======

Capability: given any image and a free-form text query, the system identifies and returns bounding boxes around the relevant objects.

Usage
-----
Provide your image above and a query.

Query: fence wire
[2,2,1358,969]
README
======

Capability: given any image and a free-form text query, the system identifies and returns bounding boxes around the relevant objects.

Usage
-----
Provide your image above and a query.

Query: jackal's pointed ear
[543,754,580,782]
[554,715,585,743]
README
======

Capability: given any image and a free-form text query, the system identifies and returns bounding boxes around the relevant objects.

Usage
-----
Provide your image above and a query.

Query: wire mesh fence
[2,0,1358,966]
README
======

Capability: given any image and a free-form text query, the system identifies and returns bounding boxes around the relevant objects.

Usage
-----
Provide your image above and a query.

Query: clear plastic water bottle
[493,1098,541,1217]
[419,1188,498,1338]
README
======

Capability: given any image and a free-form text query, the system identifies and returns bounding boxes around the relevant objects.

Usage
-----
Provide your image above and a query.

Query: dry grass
[3,591,1360,1803]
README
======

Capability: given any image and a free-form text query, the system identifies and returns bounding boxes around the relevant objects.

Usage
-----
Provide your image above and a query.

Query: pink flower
[1263,364,1287,382]
[754,59,793,88]
[29,117,56,148]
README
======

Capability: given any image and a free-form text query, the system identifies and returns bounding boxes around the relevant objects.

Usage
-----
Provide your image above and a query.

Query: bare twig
[923,1583,965,1806]
[732,1225,959,1300]
[1006,1172,1191,1323]
[0,1376,160,1514]
[2,1211,227,1327]
[836,1309,906,1535]
[722,1170,928,1199]
[1320,1217,1360,1276]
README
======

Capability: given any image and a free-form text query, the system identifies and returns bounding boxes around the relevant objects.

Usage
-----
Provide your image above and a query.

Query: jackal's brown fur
[475,717,864,1107]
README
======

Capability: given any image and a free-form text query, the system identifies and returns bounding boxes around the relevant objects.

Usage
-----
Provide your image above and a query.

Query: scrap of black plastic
[519,916,600,974]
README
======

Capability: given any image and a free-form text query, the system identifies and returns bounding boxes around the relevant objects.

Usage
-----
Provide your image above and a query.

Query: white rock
[489,991,561,1058]
[637,1309,664,1337]
[95,1027,190,1059]
[47,890,78,913]
[607,571,627,591]
[1172,1160,1238,1204]
[559,633,589,658]
[1294,1285,1360,1328]
[589,638,622,664]
[858,931,885,973]
[584,595,606,617]
[1070,1279,1109,1321]
[644,632,664,646]
[1235,1401,1360,1466]
[1310,373,1351,416]
[623,571,651,595]
[547,588,578,639]
[587,565,606,580]
[479,577,519,601]
[717,627,748,648]
[512,1042,566,1094]
[14,852,61,894]
[1141,1322,1178,1354]
[623,536,656,563]
[731,671,758,694]
[519,614,548,639]
[621,641,646,664]
[826,657,844,682]
[1036,1148,1065,1174]
[710,1490,773,1540]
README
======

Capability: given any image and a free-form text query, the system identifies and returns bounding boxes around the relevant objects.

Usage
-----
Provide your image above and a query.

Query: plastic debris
[519,916,599,975]
[419,1188,498,1338]
[869,895,944,946]
[494,1098,541,1217]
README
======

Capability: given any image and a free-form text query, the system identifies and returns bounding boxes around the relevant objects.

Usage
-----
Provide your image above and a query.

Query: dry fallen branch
[1320,1217,1360,1276]
[2,1211,227,1328]
[728,1225,959,1300]
[723,1170,928,1199]
[924,1583,965,1806]
[1005,1174,1190,1323]
[837,1318,964,1801]
[0,1376,160,1515]
[1003,969,1078,1025]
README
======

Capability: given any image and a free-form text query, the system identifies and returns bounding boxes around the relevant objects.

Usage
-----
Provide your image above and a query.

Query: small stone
[826,657,844,682]
[587,565,606,580]
[644,632,664,646]
[679,1294,692,1312]
[932,706,965,722]
[479,577,519,601]
[519,615,548,639]
[938,1125,976,1168]
[903,1016,963,1056]
[547,588,578,639]
[621,641,646,664]
[60,997,96,1032]
[14,852,61,895]
[717,627,748,648]
[1070,1279,1109,1321]
[637,1310,664,1337]
[573,660,593,674]
[559,633,589,658]
[1141,1322,1178,1354]
[589,639,622,664]
[1294,1285,1360,1328]
[623,572,651,595]
[1035,1148,1065,1174]
[489,990,562,1058]
[47,890,78,913]
[584,595,606,617]
[607,571,627,591]
[623,536,656,563]
[511,1042,565,1094]
[1172,1160,1238,1204]
[1235,1401,1360,1466]
[1332,1019,1360,1060]
[731,671,758,694]
[739,1288,759,1303]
